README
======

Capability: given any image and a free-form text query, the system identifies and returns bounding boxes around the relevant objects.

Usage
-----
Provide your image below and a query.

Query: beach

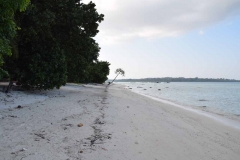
[0,83,240,160]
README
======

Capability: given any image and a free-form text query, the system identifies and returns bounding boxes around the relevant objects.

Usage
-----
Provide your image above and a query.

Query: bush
[87,61,110,83]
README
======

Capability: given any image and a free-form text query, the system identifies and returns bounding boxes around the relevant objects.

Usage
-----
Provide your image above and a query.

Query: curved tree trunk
[109,73,120,85]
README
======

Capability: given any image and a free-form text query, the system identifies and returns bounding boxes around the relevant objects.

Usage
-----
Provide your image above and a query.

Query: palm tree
[109,68,125,85]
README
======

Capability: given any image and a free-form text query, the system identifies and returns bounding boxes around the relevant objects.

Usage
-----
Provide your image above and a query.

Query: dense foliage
[0,0,30,79]
[51,0,104,83]
[87,61,110,83]
[2,0,110,89]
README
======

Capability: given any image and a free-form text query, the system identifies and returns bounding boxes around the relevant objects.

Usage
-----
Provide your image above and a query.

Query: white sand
[0,84,240,160]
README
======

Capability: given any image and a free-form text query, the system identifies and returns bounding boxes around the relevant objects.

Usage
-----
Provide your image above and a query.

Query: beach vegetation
[0,0,30,80]
[2,0,110,89]
[87,61,110,83]
[109,68,125,85]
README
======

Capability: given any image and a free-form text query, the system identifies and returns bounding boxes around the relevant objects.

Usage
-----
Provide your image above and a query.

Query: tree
[87,61,110,83]
[3,0,107,89]
[109,68,125,84]
[0,0,30,79]
[4,0,67,89]
[52,0,104,83]
[13,44,67,90]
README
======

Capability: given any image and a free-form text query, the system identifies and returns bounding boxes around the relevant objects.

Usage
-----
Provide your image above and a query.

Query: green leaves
[3,0,109,89]
[0,0,30,79]
[19,0,30,12]
[52,0,106,83]
[87,61,110,83]
[19,44,67,90]
[0,38,11,57]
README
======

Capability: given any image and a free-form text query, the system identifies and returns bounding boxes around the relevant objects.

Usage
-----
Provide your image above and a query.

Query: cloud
[83,0,240,44]
[199,30,204,35]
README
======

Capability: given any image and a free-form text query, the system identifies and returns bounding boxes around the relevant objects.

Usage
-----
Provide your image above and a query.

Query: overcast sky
[83,0,240,80]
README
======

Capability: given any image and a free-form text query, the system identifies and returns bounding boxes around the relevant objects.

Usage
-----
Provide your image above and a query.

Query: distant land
[111,77,240,82]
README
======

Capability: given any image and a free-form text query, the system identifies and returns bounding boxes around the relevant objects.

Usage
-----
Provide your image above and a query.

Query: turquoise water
[119,82,240,117]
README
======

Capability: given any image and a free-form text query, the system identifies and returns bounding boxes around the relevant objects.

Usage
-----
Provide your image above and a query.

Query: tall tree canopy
[0,0,30,79]
[3,0,109,89]
[52,0,104,83]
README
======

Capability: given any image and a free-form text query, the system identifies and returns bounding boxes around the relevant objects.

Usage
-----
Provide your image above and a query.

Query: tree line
[114,77,240,82]
[0,0,110,90]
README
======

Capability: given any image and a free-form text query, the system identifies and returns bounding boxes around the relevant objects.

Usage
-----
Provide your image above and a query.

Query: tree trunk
[109,73,120,85]
[5,81,13,93]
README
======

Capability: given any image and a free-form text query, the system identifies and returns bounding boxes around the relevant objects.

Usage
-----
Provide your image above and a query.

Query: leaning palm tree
[109,68,125,85]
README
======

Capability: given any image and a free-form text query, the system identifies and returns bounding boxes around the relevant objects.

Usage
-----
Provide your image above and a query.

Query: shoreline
[1,83,240,159]
[120,82,240,130]
[126,87,240,130]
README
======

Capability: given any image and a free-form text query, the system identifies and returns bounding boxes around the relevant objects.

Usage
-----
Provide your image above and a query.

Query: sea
[118,82,240,128]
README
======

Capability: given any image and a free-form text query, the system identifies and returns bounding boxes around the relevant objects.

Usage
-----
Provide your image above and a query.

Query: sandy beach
[0,83,240,160]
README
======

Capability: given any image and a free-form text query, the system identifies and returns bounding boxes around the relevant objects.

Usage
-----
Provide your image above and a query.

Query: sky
[83,0,240,80]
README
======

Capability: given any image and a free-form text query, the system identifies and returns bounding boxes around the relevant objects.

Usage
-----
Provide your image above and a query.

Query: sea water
[118,82,240,121]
